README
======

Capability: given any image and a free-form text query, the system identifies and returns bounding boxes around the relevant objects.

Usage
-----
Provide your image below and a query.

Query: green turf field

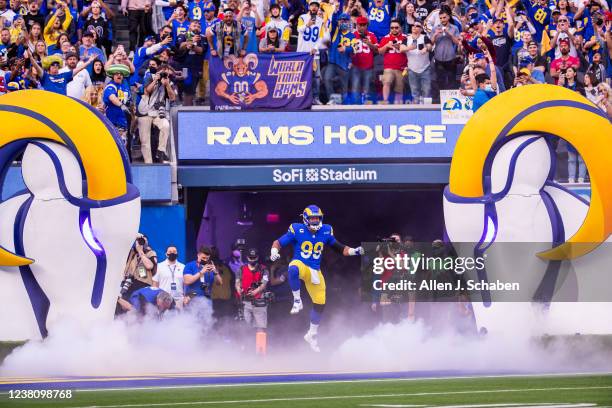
[1,374,611,408]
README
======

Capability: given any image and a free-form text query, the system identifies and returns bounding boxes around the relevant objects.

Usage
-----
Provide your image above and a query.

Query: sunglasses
[391,26,400,29]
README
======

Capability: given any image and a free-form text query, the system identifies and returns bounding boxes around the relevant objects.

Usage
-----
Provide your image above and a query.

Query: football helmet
[302,205,323,231]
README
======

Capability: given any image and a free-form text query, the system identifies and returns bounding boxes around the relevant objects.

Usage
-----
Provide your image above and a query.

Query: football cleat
[304,331,320,352]
[290,299,303,314]
[303,205,323,231]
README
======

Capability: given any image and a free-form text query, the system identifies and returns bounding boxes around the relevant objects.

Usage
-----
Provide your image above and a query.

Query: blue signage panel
[178,163,451,187]
[177,109,463,161]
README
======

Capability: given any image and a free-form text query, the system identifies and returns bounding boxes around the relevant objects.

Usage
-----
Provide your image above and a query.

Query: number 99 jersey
[278,223,336,270]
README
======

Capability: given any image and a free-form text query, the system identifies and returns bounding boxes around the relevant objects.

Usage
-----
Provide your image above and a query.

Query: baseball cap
[338,12,350,20]
[246,248,259,260]
[309,0,320,5]
[82,30,94,38]
[518,67,531,76]
[144,35,156,42]
[552,8,561,14]
[204,3,216,11]
[65,51,79,59]
[356,16,368,24]
[474,52,485,60]
[559,38,570,45]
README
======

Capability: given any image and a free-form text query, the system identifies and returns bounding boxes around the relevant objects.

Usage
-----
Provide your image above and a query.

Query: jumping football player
[270,205,363,352]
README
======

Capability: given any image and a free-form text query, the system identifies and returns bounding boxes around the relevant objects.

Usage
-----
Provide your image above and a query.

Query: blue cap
[474,52,485,59]
[204,3,216,11]
[144,35,156,42]
[338,12,350,20]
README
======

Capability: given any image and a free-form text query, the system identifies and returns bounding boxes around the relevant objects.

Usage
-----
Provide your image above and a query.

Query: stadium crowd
[1,2,611,109]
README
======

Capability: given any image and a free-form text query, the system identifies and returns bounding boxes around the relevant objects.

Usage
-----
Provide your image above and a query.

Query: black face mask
[167,253,178,262]
[248,259,258,266]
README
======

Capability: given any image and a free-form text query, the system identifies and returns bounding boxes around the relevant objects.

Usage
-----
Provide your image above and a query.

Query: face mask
[340,22,350,31]
[232,250,241,258]
[167,253,178,262]
[248,259,258,266]
[468,12,477,20]
[484,84,493,92]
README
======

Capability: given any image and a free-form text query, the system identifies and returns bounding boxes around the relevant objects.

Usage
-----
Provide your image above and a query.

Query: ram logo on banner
[210,53,313,110]
[440,89,473,124]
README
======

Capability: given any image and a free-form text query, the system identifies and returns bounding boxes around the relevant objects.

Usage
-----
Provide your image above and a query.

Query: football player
[270,205,363,352]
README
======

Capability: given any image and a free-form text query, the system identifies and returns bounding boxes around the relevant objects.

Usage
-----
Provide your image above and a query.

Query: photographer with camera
[235,248,270,354]
[136,63,176,163]
[116,233,158,314]
[183,246,222,308]
[117,286,175,317]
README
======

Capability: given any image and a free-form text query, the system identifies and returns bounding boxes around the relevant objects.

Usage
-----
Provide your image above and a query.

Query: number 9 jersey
[278,223,336,270]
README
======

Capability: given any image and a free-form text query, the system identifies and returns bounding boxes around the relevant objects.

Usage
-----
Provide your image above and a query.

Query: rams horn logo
[0,90,140,340]
[447,84,612,260]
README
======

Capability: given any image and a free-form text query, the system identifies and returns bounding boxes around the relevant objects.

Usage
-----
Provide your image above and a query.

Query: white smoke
[2,299,611,377]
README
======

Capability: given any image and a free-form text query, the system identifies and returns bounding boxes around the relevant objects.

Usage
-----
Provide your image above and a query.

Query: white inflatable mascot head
[0,90,141,341]
[443,84,612,334]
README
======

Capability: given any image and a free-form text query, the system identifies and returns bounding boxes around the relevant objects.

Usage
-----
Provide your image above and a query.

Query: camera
[136,237,146,246]
[418,43,424,50]
[120,277,133,296]
[159,72,168,79]
[560,68,567,75]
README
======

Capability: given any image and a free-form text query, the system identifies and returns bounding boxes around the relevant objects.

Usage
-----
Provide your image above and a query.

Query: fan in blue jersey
[520,0,551,42]
[270,205,363,352]
[367,0,391,41]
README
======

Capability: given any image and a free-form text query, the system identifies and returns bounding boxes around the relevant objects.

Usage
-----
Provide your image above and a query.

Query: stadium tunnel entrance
[185,187,447,261]
[182,184,452,343]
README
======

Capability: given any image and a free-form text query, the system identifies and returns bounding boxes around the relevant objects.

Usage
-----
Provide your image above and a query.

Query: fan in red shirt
[378,19,407,104]
[550,39,580,85]
[350,16,378,104]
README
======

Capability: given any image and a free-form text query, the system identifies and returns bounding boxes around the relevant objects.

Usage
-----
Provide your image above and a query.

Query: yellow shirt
[43,12,73,46]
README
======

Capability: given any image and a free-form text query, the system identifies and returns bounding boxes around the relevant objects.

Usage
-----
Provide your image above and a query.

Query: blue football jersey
[278,223,337,270]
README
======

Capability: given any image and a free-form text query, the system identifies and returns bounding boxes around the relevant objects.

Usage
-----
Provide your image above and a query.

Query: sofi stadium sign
[177,109,463,161]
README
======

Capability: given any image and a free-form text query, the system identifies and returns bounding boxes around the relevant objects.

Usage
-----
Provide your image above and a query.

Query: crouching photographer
[117,287,175,318]
[136,64,177,164]
[116,234,158,315]
[235,248,271,354]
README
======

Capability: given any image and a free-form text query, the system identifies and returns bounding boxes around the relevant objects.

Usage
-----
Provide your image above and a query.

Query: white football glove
[270,247,280,262]
[348,246,364,256]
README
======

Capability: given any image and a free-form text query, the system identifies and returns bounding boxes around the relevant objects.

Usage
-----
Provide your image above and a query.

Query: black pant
[434,60,458,91]
[128,10,151,51]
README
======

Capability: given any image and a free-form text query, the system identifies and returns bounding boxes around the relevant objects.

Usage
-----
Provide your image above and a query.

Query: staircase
[105,0,130,50]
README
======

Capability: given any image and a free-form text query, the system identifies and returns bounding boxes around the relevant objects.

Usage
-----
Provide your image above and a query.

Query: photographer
[183,246,222,307]
[136,63,176,163]
[116,233,158,316]
[117,287,175,316]
[235,248,270,353]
